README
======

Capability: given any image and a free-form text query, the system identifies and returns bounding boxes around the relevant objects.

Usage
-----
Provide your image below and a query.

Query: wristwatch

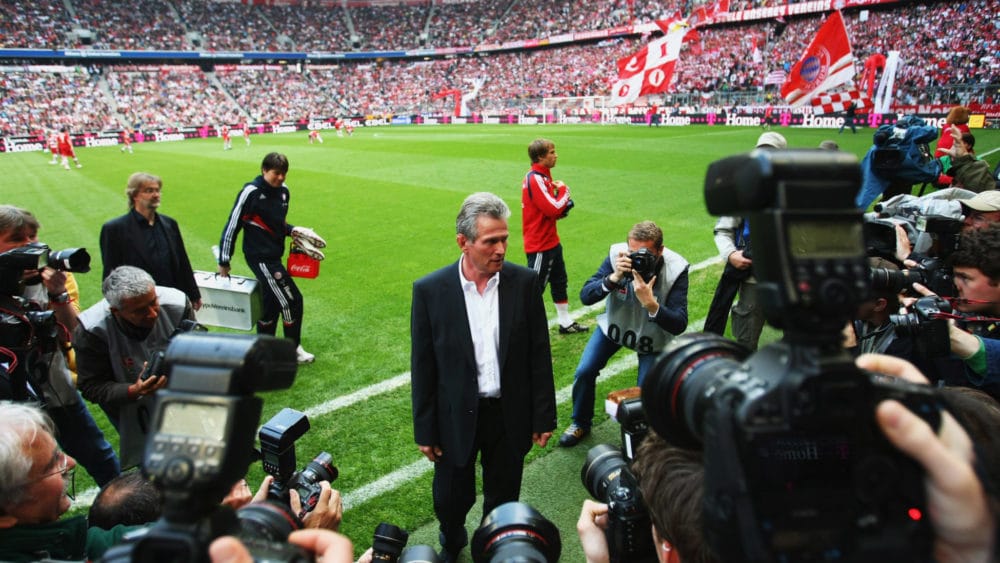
[49,291,70,304]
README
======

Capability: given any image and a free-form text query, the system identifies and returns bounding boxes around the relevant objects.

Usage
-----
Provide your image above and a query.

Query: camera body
[640,150,944,562]
[623,248,660,283]
[258,408,338,517]
[139,319,208,380]
[870,256,954,298]
[890,295,953,358]
[101,333,304,563]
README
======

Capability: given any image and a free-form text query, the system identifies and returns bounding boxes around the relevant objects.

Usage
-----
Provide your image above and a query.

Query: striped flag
[609,22,688,106]
[780,11,855,107]
[764,69,787,86]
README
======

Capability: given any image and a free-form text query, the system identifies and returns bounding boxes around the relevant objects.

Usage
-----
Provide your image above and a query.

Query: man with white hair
[0,402,136,562]
[74,265,195,467]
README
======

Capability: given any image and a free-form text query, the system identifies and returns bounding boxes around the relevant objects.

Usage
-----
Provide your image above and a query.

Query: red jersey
[521,163,570,253]
[57,132,74,156]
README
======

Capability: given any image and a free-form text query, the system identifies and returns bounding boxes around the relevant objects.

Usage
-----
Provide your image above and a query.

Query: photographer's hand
[221,478,254,510]
[632,273,659,315]
[611,251,631,284]
[127,371,166,399]
[908,283,981,358]
[858,354,997,563]
[728,250,752,269]
[291,481,343,531]
[209,529,354,563]
[576,499,611,563]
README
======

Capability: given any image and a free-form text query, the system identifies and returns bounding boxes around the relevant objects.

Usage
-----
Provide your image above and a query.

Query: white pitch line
[73,255,722,509]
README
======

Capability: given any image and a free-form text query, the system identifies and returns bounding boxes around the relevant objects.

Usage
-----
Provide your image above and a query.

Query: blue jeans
[48,393,121,487]
[569,329,658,429]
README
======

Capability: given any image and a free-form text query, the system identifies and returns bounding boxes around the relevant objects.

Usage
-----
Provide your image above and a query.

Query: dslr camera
[0,242,90,295]
[641,150,944,562]
[257,407,338,519]
[623,248,660,283]
[139,319,208,380]
[579,398,656,563]
[101,333,311,563]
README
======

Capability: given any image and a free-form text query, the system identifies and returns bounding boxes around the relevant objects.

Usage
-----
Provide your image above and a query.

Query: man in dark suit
[411,192,557,562]
[99,172,201,309]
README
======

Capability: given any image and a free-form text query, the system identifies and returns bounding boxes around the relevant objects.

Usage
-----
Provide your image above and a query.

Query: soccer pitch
[5,124,998,559]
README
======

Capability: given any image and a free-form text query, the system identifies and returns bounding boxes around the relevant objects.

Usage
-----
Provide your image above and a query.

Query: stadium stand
[0,0,996,137]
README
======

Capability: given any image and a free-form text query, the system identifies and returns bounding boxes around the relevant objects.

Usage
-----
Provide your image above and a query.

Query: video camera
[639,150,944,562]
[101,333,308,563]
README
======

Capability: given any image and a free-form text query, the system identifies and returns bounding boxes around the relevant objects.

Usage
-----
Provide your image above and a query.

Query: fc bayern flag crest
[780,11,855,107]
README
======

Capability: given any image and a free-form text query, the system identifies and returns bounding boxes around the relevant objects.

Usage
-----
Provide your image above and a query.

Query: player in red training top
[243,123,251,147]
[308,129,324,144]
[221,125,232,150]
[56,128,81,170]
[120,128,133,154]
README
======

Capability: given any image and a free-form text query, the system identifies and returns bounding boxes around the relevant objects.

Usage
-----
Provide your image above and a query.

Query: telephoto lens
[237,499,305,543]
[399,545,443,563]
[371,522,409,562]
[471,502,561,563]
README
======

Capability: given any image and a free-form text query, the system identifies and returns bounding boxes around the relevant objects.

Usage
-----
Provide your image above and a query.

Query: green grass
[5,124,999,560]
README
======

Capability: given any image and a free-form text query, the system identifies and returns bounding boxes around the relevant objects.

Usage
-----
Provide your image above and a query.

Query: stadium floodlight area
[541,96,609,125]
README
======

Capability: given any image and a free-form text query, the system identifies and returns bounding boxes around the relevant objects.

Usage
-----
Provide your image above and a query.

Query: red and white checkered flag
[810,89,872,114]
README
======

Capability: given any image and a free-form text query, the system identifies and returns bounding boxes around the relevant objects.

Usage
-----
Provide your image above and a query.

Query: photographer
[577,433,718,563]
[558,221,688,447]
[74,265,195,467]
[911,224,1000,398]
[0,402,140,562]
[577,354,998,563]
[0,205,120,487]
[703,132,787,348]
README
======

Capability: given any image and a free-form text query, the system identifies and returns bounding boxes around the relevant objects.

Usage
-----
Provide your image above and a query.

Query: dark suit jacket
[411,260,556,466]
[100,210,201,303]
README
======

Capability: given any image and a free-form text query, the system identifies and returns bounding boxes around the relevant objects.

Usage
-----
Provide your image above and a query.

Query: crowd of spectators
[0,1,996,136]
[106,67,243,130]
[70,0,188,50]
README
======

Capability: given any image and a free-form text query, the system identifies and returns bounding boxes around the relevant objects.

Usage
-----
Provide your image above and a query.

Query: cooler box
[194,270,261,330]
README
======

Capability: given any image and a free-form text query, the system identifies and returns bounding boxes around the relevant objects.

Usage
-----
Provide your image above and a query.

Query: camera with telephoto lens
[870,256,955,297]
[0,243,91,403]
[639,149,945,562]
[0,242,90,295]
[471,502,561,563]
[257,407,338,522]
[581,444,657,563]
[100,333,310,563]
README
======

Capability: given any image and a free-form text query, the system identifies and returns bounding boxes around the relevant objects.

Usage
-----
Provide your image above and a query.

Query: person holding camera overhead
[558,221,689,447]
[74,265,195,468]
[0,205,120,487]
[522,138,589,334]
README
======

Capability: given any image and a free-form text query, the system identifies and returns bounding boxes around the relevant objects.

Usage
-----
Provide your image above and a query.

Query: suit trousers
[432,397,524,553]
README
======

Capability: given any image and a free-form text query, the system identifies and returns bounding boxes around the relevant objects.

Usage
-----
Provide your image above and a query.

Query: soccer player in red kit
[57,128,81,170]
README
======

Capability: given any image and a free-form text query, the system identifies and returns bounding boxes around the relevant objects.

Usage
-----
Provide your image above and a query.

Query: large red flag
[609,23,687,106]
[780,11,855,107]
